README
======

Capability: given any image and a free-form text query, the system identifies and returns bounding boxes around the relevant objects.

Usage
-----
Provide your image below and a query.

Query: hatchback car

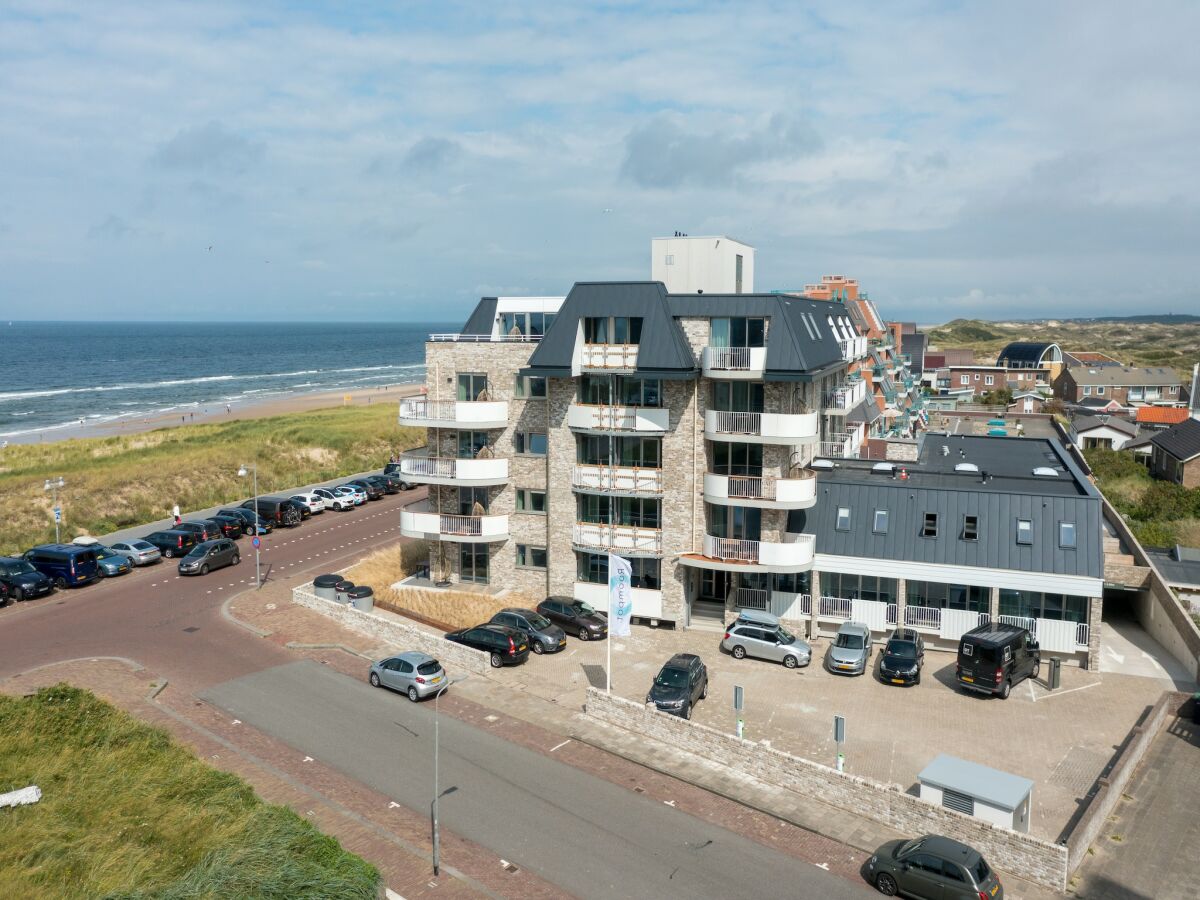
[364,474,400,495]
[345,479,384,501]
[824,621,873,676]
[217,508,272,534]
[290,492,326,514]
[368,652,447,701]
[203,515,243,539]
[336,485,368,506]
[489,608,567,654]
[646,653,707,719]
[721,609,811,668]
[536,596,608,641]
[866,834,1003,899]
[93,546,132,577]
[0,556,54,601]
[381,463,415,490]
[178,539,240,575]
[314,487,354,511]
[879,628,925,686]
[444,623,530,667]
[107,540,163,567]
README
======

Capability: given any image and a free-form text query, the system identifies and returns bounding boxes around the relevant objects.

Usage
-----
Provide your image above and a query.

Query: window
[711,441,762,476]
[576,552,660,588]
[664,253,674,266]
[1016,518,1033,545]
[1096,386,1105,395]
[516,489,547,514]
[584,316,642,345]
[457,430,489,458]
[620,377,662,407]
[710,317,766,348]
[835,507,851,531]
[985,374,994,386]
[514,432,547,456]
[906,580,988,612]
[960,375,969,386]
[999,589,1088,623]
[1169,385,1179,394]
[871,509,889,534]
[514,375,547,398]
[1083,386,1092,396]
[962,515,979,541]
[516,544,547,569]
[500,311,554,337]
[821,572,897,603]
[1059,522,1077,549]
[974,373,980,381]
[921,513,938,538]
[711,380,764,413]
[456,372,488,401]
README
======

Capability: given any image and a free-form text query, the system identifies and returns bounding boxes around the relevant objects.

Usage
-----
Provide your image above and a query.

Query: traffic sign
[53,507,61,522]
[252,536,261,548]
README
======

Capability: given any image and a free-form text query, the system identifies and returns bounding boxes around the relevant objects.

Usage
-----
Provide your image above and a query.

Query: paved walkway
[1099,613,1196,690]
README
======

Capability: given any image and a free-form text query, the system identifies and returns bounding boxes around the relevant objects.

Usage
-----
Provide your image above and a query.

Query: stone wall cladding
[584,688,1069,891]
[292,585,491,674]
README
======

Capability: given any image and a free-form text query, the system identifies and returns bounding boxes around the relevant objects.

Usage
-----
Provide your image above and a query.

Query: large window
[516,544,547,569]
[907,580,988,613]
[459,544,488,584]
[514,432,547,456]
[577,435,662,468]
[500,311,555,337]
[514,375,547,398]
[579,375,661,407]
[456,430,489,458]
[578,495,660,529]
[707,503,760,541]
[584,316,642,345]
[710,317,765,348]
[711,381,764,413]
[576,552,660,588]
[516,489,547,513]
[821,572,897,604]
[710,441,762,476]
[773,571,812,595]
[999,589,1088,623]
[456,373,488,401]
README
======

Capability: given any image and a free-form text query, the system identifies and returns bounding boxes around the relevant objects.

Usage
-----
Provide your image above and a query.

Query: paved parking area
[491,625,1169,842]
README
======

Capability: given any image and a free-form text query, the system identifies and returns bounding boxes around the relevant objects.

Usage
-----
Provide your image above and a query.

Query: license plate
[430,676,442,684]
[962,675,974,683]
[838,665,851,670]
[990,886,999,896]
[891,678,905,684]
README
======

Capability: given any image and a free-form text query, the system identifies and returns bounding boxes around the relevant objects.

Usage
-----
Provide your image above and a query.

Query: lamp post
[44,477,65,543]
[433,673,469,877]
[237,463,260,587]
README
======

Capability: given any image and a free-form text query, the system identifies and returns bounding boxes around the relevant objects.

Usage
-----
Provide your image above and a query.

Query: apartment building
[1053,365,1185,407]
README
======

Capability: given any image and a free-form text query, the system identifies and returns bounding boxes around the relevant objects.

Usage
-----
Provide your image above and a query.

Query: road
[202,659,869,900]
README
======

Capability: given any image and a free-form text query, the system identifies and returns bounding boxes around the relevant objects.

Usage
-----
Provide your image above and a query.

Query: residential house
[1135,406,1191,431]
[1053,366,1185,407]
[1068,415,1140,451]
[1149,418,1200,487]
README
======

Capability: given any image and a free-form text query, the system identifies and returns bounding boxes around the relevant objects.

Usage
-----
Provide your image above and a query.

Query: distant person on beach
[226,404,231,414]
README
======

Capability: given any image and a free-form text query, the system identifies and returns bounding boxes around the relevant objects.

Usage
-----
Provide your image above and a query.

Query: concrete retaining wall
[585,688,1069,890]
[292,585,490,675]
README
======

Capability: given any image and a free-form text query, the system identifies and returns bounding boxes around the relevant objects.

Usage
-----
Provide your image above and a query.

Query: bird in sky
[207,245,213,251]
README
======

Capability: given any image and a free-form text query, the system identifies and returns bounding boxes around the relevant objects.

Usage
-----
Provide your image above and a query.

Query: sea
[0,321,454,439]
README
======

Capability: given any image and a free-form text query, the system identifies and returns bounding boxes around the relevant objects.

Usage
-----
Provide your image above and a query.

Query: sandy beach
[3,382,426,447]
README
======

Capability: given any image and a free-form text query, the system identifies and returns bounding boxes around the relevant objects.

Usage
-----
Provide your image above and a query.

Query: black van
[143,529,199,559]
[22,544,102,589]
[956,623,1041,699]
[240,497,301,527]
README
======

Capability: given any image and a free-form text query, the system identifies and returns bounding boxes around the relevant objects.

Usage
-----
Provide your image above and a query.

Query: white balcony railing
[818,431,857,459]
[572,465,663,494]
[703,409,819,444]
[904,605,942,631]
[696,533,816,570]
[824,379,868,413]
[428,333,542,343]
[701,346,767,378]
[400,502,509,542]
[734,587,769,610]
[567,403,670,433]
[818,595,853,619]
[399,398,509,428]
[839,335,868,360]
[399,453,509,485]
[702,470,817,509]
[580,343,639,370]
[572,522,663,555]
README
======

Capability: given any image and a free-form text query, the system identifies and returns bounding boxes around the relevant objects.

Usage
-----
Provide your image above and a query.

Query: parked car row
[439,598,609,669]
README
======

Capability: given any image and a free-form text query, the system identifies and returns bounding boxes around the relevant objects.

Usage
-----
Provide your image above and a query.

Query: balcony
[823,380,868,414]
[571,522,663,556]
[580,343,639,371]
[678,533,815,573]
[398,452,509,487]
[400,501,509,543]
[703,469,817,509]
[429,332,541,343]
[839,336,868,360]
[567,403,669,433]
[572,464,663,496]
[574,580,663,619]
[701,346,767,379]
[817,431,858,459]
[399,398,509,429]
[703,409,819,445]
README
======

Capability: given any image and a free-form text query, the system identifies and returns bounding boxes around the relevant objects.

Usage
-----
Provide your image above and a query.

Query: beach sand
[4,382,426,446]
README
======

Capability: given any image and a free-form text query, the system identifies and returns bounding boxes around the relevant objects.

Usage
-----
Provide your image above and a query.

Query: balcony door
[460,544,489,584]
[711,381,764,413]
[456,431,489,459]
[710,317,765,348]
[457,373,488,401]
[708,503,761,541]
[711,441,762,476]
[458,486,489,515]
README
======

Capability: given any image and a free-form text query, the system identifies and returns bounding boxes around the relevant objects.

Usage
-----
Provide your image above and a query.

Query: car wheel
[12,587,24,602]
[369,672,380,687]
[232,554,240,566]
[731,645,746,660]
[1033,661,1041,681]
[578,627,590,641]
[126,557,136,567]
[914,670,922,685]
[783,655,798,669]
[53,576,67,590]
[682,704,691,720]
[1000,679,1012,700]
[489,652,502,668]
[700,680,708,700]
[532,642,544,654]
[408,686,420,702]
[875,872,898,896]
[164,549,174,559]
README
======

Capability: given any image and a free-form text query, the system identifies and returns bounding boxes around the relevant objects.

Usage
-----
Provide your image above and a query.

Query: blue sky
[1,1,1196,322]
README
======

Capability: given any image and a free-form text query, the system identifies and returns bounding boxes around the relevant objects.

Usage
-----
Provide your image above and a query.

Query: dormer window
[873,509,889,534]
[921,513,938,538]
[962,515,979,541]
[1059,522,1077,549]
[1016,519,1033,545]
[836,507,851,531]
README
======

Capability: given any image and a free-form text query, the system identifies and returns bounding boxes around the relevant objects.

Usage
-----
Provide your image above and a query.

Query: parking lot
[490,623,1170,842]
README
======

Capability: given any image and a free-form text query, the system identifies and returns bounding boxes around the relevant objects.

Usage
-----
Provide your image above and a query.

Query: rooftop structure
[651,235,754,295]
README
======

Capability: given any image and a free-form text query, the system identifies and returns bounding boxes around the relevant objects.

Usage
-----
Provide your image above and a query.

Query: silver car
[824,621,873,676]
[721,609,811,668]
[369,651,447,701]
[108,539,162,567]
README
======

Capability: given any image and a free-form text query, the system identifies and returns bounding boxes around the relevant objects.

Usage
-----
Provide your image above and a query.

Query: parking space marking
[1033,680,1101,702]
[549,739,571,753]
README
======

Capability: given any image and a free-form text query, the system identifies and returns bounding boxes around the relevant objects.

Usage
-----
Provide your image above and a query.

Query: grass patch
[0,405,422,555]
[0,685,379,899]
[1084,448,1200,549]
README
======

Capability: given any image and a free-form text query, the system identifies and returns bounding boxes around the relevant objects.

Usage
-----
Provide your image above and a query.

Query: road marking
[549,739,571,753]
[388,801,401,808]
[663,799,676,807]
[385,889,406,900]
[303,755,314,762]
[1035,680,1101,702]
[814,862,829,871]
[1029,680,1036,702]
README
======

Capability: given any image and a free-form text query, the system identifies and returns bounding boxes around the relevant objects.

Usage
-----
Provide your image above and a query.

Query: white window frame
[1016,518,1033,545]
[960,375,969,386]
[984,375,994,386]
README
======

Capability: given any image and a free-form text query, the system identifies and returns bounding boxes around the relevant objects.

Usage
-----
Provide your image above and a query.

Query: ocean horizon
[0,320,455,438]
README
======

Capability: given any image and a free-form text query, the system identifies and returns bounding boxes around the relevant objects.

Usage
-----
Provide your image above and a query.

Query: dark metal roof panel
[462,297,498,335]
[1150,417,1200,461]
[996,341,1057,366]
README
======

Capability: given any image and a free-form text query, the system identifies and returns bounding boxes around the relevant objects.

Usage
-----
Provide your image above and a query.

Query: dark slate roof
[1146,545,1200,588]
[1072,415,1138,437]
[1150,417,1200,462]
[905,332,928,372]
[461,297,498,335]
[794,436,1102,579]
[996,341,1059,367]
[847,398,881,424]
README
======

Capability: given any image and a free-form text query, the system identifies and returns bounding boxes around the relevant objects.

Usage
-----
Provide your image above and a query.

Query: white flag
[608,553,633,637]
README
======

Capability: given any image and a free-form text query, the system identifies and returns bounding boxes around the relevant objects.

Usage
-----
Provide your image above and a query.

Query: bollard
[1048,657,1061,690]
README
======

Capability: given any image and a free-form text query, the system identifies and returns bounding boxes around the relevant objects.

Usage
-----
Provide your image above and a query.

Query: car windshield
[970,856,991,883]
[835,633,865,650]
[887,641,918,659]
[572,602,596,617]
[528,614,552,629]
[184,546,207,558]
[96,548,118,559]
[655,667,688,688]
[417,661,441,676]
[7,561,37,575]
[777,625,796,645]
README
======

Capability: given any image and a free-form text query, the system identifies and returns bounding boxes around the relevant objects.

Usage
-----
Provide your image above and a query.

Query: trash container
[334,580,355,605]
[313,573,341,602]
[1048,656,1061,690]
[348,585,374,612]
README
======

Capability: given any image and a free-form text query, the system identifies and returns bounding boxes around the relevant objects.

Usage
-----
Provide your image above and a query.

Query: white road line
[1035,681,1102,702]
[549,739,571,753]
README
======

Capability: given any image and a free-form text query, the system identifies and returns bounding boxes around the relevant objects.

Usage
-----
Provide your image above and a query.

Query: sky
[1,1,1197,323]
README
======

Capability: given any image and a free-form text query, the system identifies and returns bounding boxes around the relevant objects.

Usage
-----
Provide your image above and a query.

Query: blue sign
[53,507,61,522]
[252,536,261,548]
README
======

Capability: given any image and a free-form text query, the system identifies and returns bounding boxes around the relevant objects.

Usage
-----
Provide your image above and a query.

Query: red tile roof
[1136,406,1191,425]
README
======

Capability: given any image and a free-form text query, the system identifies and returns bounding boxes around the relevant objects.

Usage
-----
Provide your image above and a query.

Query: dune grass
[0,404,422,555]
[0,685,379,899]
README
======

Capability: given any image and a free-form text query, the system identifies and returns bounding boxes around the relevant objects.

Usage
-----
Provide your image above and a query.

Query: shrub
[1131,519,1178,548]
[1135,481,1195,521]
[1084,448,1147,482]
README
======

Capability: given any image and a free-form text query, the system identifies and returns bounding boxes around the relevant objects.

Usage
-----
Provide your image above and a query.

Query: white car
[314,487,353,511]
[336,485,367,506]
[290,492,326,514]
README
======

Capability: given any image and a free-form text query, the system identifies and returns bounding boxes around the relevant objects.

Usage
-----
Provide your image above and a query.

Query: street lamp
[433,673,469,877]
[43,477,65,543]
[237,463,260,587]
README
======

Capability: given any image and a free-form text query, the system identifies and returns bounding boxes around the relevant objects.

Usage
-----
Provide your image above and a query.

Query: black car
[444,623,530,668]
[142,529,199,559]
[381,463,415,490]
[646,653,707,719]
[240,497,301,527]
[489,608,567,654]
[344,479,384,501]
[866,834,1004,899]
[879,628,925,686]
[178,539,240,576]
[536,596,608,641]
[174,520,223,543]
[0,556,54,601]
[957,623,1041,699]
[208,513,247,538]
[218,508,273,534]
[364,474,400,495]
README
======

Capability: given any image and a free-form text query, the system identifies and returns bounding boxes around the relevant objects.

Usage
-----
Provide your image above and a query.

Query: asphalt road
[202,659,871,900]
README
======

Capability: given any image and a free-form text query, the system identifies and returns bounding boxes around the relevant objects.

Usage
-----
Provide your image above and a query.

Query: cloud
[149,121,263,174]
[403,137,461,172]
[356,217,422,243]
[87,214,137,240]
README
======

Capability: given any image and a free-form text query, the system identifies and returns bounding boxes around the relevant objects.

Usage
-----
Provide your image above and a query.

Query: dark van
[22,544,102,589]
[240,497,301,527]
[142,529,199,559]
[957,623,1041,699]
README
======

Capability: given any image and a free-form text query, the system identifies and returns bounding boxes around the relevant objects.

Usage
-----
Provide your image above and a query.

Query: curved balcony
[702,469,817,509]
[568,403,669,433]
[703,409,818,445]
[678,533,815,573]
[571,522,663,557]
[398,452,509,487]
[580,343,639,372]
[400,501,509,543]
[701,346,767,380]
[572,464,663,496]
[399,398,509,429]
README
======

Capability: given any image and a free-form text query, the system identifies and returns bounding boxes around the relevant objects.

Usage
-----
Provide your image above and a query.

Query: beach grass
[0,404,422,555]
[0,684,379,899]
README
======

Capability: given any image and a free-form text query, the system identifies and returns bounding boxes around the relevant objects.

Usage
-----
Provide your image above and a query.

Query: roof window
[1016,519,1033,545]
[962,515,979,541]
[1059,522,1077,549]
[921,513,938,538]
[873,509,889,534]
[835,507,851,531]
